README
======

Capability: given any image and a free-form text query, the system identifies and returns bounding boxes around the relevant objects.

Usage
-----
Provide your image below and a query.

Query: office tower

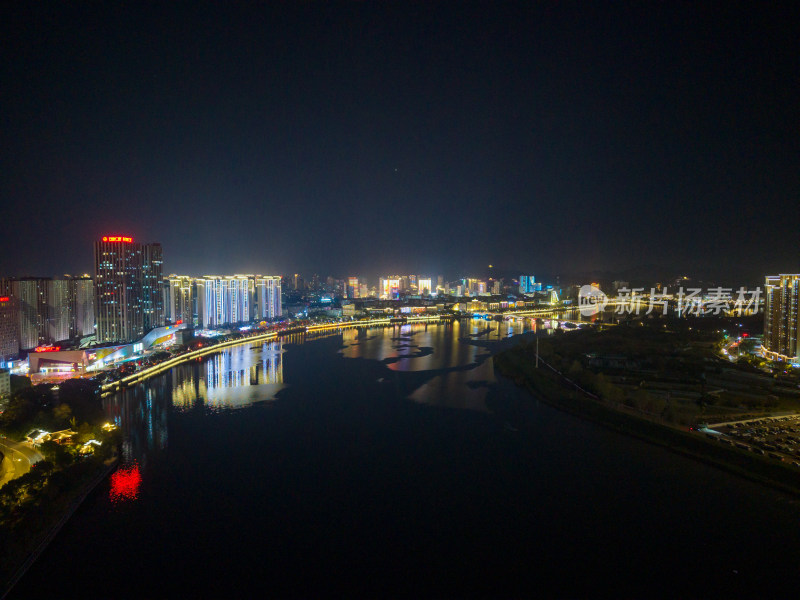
[94,235,144,343]
[764,274,800,362]
[166,275,194,325]
[141,243,164,330]
[255,276,282,320]
[359,283,368,298]
[0,279,19,360]
[292,273,304,291]
[418,278,432,295]
[437,275,444,293]
[12,278,49,349]
[347,277,359,299]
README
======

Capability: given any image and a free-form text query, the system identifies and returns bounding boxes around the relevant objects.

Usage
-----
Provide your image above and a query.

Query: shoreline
[0,456,119,599]
[494,349,800,499]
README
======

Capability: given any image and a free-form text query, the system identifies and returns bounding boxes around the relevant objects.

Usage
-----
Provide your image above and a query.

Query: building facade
[764,274,800,362]
[166,275,195,325]
[94,235,166,343]
[0,279,19,360]
[255,276,282,320]
[12,278,49,350]
[67,275,95,338]
[141,243,164,331]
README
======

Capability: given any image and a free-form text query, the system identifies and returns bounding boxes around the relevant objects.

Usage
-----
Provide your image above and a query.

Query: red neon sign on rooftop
[34,346,61,353]
[0,296,9,302]
[102,236,133,243]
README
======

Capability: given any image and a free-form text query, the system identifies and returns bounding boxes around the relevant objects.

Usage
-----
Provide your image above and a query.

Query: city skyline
[1,3,797,281]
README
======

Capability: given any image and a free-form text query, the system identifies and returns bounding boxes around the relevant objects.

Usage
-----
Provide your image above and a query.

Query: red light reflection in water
[109,464,142,503]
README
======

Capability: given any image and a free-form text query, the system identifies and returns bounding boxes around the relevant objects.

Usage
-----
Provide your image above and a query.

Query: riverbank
[494,346,800,497]
[0,452,119,597]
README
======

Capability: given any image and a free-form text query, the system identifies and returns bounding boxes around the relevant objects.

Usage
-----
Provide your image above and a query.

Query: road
[0,437,43,488]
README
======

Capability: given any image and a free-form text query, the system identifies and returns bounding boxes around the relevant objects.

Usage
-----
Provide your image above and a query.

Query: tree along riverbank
[494,342,800,498]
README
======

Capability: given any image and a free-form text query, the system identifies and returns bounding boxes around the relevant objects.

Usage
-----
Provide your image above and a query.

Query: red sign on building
[102,236,133,243]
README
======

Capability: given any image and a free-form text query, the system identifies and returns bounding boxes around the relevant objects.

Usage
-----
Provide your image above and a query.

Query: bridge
[99,314,456,395]
[98,304,633,395]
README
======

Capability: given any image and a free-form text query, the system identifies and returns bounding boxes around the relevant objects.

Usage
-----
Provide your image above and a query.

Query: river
[10,319,800,597]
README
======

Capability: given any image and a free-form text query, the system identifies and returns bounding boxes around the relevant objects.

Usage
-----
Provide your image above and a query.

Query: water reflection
[104,380,170,465]
[172,340,284,411]
[103,340,285,464]
[104,311,589,464]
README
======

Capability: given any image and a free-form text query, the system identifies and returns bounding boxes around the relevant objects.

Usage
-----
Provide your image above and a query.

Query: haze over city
[1,3,797,280]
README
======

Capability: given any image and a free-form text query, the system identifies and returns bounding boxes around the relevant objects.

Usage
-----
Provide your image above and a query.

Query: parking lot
[707,415,800,466]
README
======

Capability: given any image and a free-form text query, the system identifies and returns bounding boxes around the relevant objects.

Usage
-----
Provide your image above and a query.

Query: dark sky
[2,2,797,283]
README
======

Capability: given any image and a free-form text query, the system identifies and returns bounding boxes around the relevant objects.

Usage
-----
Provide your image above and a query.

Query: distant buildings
[519,275,541,294]
[347,277,359,299]
[764,274,800,362]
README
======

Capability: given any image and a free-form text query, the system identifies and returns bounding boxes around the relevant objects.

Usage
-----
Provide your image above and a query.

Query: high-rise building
[519,275,541,294]
[418,278,432,295]
[0,279,19,360]
[12,278,49,349]
[166,275,194,325]
[66,275,95,338]
[347,277,359,299]
[94,235,147,343]
[141,243,164,330]
[196,275,252,328]
[764,274,800,362]
[255,276,282,320]
[46,278,71,343]
[379,277,401,299]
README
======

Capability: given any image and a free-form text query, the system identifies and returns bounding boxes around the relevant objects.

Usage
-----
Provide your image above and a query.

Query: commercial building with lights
[764,274,800,363]
[94,235,163,343]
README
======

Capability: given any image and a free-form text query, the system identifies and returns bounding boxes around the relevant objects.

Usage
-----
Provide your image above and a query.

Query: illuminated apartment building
[165,275,195,325]
[255,276,282,320]
[764,274,800,362]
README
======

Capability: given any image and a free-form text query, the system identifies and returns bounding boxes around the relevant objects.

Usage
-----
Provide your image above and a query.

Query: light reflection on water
[171,340,285,411]
[104,313,585,463]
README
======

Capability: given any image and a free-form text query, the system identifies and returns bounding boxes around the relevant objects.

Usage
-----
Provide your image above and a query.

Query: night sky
[2,2,797,283]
